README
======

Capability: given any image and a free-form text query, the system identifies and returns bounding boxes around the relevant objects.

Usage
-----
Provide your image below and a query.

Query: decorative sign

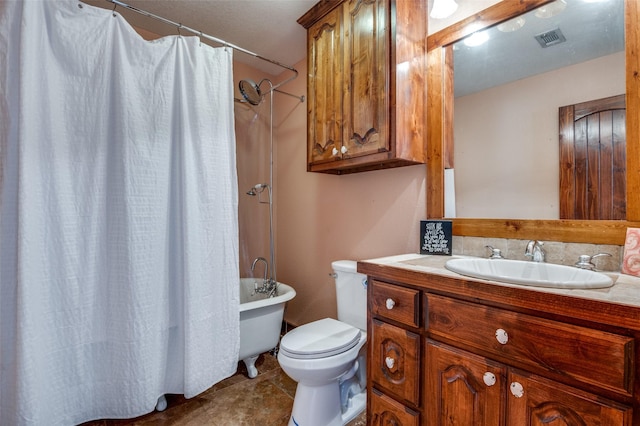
[420,220,452,255]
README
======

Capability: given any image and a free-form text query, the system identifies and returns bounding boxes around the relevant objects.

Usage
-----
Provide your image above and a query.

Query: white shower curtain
[0,1,240,424]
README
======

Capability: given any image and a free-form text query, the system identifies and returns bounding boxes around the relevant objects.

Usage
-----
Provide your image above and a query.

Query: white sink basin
[444,258,613,289]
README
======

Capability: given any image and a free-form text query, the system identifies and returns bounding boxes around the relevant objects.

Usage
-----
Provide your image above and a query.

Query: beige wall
[454,51,625,219]
[272,59,427,326]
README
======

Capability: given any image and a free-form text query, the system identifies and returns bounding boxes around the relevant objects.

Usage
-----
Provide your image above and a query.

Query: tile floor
[81,353,367,426]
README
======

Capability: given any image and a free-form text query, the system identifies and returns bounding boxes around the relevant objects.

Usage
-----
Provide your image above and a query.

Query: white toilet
[277,260,367,426]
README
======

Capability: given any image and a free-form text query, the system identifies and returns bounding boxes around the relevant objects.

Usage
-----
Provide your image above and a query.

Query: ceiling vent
[534,28,567,48]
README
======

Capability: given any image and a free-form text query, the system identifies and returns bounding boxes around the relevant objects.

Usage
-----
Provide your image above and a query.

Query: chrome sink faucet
[524,240,545,263]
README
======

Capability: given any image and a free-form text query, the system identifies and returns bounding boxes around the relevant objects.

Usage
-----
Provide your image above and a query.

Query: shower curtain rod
[104,0,303,99]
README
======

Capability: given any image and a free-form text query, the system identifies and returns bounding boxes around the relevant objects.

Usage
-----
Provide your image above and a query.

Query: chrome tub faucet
[251,256,269,282]
[251,256,277,297]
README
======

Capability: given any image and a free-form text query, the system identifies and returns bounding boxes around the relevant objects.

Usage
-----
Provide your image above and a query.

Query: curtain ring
[177,23,182,37]
[111,2,117,17]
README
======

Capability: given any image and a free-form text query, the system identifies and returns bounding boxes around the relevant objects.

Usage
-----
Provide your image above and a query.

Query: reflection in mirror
[449,0,624,219]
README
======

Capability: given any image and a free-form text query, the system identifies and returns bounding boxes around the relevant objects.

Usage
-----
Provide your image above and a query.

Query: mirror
[453,0,624,219]
[426,0,640,244]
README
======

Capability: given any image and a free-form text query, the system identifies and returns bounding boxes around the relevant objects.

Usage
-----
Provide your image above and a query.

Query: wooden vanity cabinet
[363,267,637,425]
[298,0,427,174]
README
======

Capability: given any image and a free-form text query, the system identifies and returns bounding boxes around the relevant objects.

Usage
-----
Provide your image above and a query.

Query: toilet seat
[280,318,362,360]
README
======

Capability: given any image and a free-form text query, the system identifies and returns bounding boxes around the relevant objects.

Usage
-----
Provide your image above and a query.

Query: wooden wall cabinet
[362,267,637,425]
[298,0,427,174]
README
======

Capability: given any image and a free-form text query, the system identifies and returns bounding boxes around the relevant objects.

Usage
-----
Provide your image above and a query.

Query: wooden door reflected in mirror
[559,94,626,220]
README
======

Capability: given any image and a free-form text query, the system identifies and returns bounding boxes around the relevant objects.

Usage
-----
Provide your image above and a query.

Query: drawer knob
[385,356,395,369]
[341,145,348,154]
[495,328,509,345]
[385,298,396,310]
[510,381,524,398]
[483,372,496,387]
[332,147,339,156]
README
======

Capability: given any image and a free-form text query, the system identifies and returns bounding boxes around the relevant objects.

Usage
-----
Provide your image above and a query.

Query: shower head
[236,78,305,105]
[239,78,273,106]
[239,79,263,105]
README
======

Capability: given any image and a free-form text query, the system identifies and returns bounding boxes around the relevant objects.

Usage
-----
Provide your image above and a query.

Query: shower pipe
[103,0,303,101]
[246,183,276,286]
[245,79,277,285]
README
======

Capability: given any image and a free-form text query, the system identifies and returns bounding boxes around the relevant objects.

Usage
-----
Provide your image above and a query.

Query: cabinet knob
[340,145,348,154]
[495,328,509,345]
[385,298,396,310]
[332,147,339,156]
[482,372,496,387]
[385,356,395,369]
[510,381,524,398]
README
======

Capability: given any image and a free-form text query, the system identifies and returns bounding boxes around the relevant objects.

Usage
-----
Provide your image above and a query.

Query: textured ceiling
[81,0,624,95]
[81,0,317,76]
[453,0,625,97]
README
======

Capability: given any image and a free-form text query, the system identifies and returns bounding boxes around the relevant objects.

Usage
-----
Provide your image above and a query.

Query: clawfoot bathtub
[239,278,296,378]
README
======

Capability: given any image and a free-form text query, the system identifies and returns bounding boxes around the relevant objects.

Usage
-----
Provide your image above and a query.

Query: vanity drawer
[370,280,420,328]
[427,294,634,397]
[371,319,421,406]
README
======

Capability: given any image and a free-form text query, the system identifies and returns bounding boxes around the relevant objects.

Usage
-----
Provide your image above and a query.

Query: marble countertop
[361,253,640,309]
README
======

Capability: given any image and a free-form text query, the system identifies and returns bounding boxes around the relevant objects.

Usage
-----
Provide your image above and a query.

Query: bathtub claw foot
[243,355,260,379]
[155,395,167,412]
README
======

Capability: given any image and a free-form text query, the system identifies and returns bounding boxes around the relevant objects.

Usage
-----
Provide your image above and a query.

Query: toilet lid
[280,318,362,359]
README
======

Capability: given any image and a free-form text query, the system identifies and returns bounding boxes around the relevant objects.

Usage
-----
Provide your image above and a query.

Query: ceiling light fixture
[497,17,526,32]
[463,30,490,47]
[535,0,567,18]
[430,0,458,19]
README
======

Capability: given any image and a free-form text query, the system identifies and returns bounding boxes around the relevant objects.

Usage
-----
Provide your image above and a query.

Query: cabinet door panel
[426,341,506,426]
[371,319,420,406]
[307,6,343,165]
[343,0,389,156]
[508,370,632,425]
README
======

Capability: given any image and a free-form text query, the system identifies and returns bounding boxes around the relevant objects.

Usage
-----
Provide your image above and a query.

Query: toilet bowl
[277,261,367,426]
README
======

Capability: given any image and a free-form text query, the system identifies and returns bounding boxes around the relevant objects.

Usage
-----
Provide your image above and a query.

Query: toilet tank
[332,260,367,331]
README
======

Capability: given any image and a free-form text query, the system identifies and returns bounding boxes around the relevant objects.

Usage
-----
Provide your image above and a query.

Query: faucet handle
[575,253,612,271]
[485,245,504,259]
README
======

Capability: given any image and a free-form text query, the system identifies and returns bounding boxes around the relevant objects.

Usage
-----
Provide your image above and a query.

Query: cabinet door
[508,370,632,425]
[342,0,389,157]
[426,341,506,426]
[307,6,343,165]
[370,388,420,426]
[371,319,420,406]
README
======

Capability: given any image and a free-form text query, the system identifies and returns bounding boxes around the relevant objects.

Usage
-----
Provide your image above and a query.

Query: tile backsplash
[452,236,622,272]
